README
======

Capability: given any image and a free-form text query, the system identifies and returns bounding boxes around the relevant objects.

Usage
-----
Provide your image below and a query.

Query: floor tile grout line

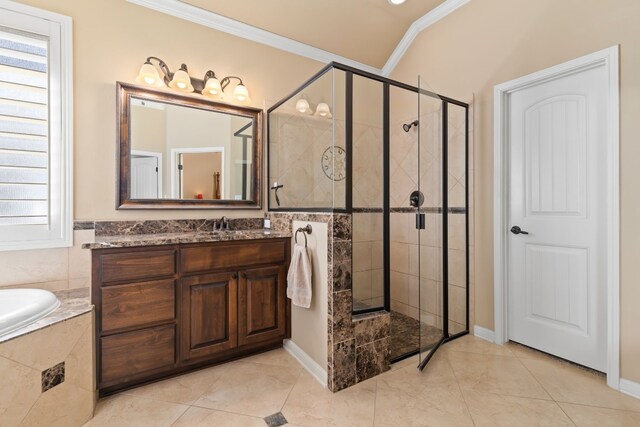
[187,400,269,419]
[443,350,478,427]
[167,404,191,427]
[555,402,579,427]
[510,353,555,401]
[552,399,640,414]
[446,346,580,426]
[371,378,378,427]
[278,365,303,416]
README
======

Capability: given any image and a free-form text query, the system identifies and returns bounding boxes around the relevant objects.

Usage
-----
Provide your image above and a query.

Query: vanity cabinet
[180,271,238,362]
[238,265,287,346]
[92,238,290,396]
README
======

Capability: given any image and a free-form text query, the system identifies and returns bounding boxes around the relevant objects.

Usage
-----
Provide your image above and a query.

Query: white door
[507,63,608,371]
[131,155,159,198]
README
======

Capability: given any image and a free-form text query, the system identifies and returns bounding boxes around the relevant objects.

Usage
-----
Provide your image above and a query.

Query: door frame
[131,150,163,197]
[170,147,225,199]
[493,46,620,388]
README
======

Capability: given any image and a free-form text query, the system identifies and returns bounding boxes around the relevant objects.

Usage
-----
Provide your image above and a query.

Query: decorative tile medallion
[264,412,288,427]
[42,361,65,392]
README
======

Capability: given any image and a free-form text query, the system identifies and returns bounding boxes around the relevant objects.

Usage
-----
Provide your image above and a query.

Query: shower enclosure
[268,63,470,369]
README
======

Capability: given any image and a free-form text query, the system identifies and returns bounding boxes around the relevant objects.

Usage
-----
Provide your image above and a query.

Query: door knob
[510,226,529,235]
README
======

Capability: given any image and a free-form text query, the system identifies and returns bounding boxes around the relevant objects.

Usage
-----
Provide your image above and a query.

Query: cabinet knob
[240,272,247,279]
[232,273,238,279]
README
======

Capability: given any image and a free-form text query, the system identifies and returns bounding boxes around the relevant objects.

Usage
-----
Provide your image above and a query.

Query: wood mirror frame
[116,82,262,210]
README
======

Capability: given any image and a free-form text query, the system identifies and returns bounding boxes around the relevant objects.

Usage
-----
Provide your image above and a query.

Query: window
[0,2,72,251]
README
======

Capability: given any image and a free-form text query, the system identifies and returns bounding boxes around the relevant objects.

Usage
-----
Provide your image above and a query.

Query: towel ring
[295,224,312,247]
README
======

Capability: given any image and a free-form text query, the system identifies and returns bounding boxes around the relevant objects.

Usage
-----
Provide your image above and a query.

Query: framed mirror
[116,82,262,209]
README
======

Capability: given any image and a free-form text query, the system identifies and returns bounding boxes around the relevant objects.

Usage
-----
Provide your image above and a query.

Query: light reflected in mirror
[129,97,253,201]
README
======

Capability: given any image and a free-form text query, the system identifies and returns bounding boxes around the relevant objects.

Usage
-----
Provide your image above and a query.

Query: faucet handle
[221,216,230,230]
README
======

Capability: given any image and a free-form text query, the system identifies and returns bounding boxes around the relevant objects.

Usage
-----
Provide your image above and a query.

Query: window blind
[0,26,49,226]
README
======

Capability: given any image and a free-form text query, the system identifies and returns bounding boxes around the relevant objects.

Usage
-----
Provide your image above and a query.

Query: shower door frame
[266,62,471,359]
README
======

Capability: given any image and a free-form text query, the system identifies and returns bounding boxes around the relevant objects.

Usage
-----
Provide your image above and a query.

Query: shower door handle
[416,213,425,230]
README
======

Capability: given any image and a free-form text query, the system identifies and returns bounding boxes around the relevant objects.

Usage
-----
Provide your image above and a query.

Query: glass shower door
[417,75,445,370]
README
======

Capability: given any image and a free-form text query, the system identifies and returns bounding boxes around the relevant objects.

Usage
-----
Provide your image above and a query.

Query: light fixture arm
[145,56,173,85]
[220,76,244,92]
[203,70,217,83]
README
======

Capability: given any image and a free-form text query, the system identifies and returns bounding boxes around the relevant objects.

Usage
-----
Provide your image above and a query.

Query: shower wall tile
[330,339,356,391]
[356,338,390,382]
[331,291,354,343]
[448,249,467,287]
[332,214,351,241]
[333,261,352,292]
[371,241,384,269]
[354,312,390,346]
[390,242,409,274]
[353,242,372,272]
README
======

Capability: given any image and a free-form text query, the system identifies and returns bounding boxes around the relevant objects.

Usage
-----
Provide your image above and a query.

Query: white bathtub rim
[0,289,61,338]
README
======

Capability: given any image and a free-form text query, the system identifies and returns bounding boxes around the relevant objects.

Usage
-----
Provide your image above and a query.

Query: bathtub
[0,289,61,337]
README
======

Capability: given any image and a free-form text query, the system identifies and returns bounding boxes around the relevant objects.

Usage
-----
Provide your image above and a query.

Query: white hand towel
[287,243,312,308]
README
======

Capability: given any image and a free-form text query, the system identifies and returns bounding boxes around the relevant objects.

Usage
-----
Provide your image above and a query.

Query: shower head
[403,120,419,132]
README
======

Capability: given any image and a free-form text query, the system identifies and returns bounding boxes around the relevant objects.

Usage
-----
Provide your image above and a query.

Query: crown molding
[127,0,470,78]
[127,0,381,75]
[382,0,471,76]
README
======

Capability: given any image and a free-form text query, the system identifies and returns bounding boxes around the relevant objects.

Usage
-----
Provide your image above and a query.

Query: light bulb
[315,102,332,118]
[202,77,221,97]
[296,98,310,114]
[136,62,162,87]
[234,83,249,102]
[169,68,194,92]
[388,0,405,4]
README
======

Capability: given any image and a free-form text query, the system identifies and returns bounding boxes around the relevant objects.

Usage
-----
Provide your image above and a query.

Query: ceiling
[180,0,447,68]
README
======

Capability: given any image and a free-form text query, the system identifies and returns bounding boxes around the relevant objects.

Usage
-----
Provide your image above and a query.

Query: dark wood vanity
[91,237,291,396]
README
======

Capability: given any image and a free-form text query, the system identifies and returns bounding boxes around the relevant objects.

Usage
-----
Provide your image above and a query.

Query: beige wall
[0,0,322,291]
[290,220,328,376]
[17,0,324,220]
[391,0,640,382]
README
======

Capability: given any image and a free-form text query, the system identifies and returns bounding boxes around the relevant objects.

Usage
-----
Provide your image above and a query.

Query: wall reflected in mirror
[129,97,253,201]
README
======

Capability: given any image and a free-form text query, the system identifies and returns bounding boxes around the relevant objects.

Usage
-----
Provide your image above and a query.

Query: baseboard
[283,339,327,388]
[473,325,495,343]
[620,378,640,400]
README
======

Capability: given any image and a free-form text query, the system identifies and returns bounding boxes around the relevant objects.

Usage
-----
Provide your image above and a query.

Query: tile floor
[84,336,640,426]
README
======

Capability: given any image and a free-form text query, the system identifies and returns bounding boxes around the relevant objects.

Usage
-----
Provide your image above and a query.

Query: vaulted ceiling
[181,0,447,68]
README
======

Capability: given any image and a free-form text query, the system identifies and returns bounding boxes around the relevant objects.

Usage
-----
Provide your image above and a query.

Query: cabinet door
[180,271,238,362]
[238,265,286,346]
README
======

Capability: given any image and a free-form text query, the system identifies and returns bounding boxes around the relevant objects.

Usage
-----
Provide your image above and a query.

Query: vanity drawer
[99,250,176,283]
[101,279,176,333]
[180,240,286,274]
[100,324,176,386]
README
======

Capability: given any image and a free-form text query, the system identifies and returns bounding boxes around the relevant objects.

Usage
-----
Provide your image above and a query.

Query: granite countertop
[82,229,292,249]
[0,287,92,344]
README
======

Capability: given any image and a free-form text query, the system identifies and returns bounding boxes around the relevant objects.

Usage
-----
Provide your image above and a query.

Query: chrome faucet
[214,216,230,231]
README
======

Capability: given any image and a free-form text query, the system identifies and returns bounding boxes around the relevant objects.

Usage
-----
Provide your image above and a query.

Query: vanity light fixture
[168,64,194,92]
[202,71,222,97]
[388,0,406,4]
[220,76,249,102]
[135,56,249,102]
[295,97,312,114]
[315,102,332,118]
[135,59,163,87]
